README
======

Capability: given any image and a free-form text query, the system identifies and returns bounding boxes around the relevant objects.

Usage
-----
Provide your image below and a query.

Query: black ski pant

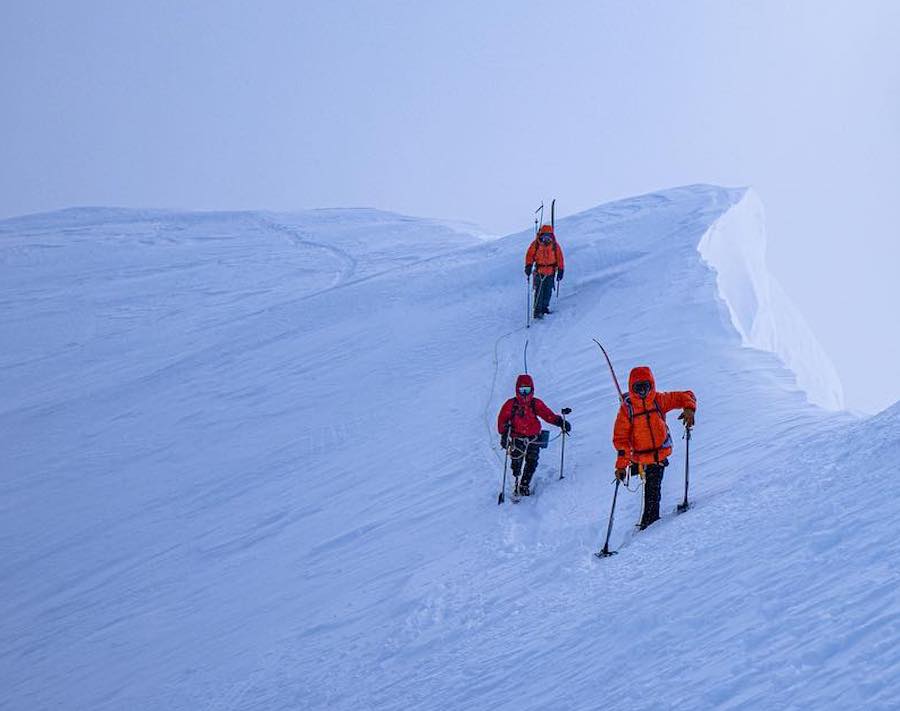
[533,273,555,316]
[639,462,667,529]
[510,437,540,486]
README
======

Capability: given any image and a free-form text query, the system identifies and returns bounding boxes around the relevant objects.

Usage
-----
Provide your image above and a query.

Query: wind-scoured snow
[1,187,895,711]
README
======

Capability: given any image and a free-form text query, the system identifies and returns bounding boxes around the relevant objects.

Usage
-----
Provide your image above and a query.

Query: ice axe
[525,273,531,329]
[595,478,621,558]
[498,423,512,505]
[558,407,571,480]
[676,425,692,513]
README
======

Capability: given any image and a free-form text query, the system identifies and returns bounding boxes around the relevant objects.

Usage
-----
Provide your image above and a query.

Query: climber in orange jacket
[525,224,565,320]
[612,365,696,529]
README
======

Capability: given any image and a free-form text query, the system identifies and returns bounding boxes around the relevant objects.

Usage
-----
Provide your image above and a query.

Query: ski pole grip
[561,407,572,415]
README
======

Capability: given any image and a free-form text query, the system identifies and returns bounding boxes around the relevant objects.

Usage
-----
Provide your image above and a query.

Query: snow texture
[1,186,896,711]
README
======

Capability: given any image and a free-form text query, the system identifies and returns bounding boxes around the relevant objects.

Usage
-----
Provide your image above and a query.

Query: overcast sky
[2,1,898,413]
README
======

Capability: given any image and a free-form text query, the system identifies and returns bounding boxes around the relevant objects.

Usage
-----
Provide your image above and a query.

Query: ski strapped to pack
[592,339,626,404]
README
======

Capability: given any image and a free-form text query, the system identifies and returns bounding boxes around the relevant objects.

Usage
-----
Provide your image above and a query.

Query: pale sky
[2,1,898,412]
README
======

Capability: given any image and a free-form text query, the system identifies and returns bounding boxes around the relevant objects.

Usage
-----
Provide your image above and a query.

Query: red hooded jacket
[497,374,561,437]
[612,366,696,469]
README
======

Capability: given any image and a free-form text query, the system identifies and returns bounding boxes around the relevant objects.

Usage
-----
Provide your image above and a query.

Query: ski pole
[558,407,571,480]
[596,479,621,557]
[498,425,512,505]
[677,425,692,513]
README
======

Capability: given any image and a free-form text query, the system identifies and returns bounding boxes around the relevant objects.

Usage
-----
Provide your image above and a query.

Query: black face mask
[633,381,651,398]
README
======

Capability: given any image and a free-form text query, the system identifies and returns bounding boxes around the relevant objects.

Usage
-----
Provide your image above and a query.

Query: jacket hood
[537,224,555,239]
[515,373,535,399]
[628,366,656,399]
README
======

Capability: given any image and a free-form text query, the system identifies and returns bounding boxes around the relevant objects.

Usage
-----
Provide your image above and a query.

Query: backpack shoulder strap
[511,398,538,419]
[623,394,634,421]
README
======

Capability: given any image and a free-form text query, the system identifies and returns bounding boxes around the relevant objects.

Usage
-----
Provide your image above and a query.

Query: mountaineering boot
[639,464,665,529]
[519,458,537,496]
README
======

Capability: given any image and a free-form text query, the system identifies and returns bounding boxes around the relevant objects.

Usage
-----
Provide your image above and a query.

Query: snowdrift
[1,187,896,711]
[698,189,844,410]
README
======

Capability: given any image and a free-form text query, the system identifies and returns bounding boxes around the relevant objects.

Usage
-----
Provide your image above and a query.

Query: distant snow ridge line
[698,188,844,410]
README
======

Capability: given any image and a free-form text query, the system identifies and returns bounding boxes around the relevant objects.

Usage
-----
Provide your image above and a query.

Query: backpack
[510,397,537,420]
[622,394,673,461]
[531,238,560,269]
[506,397,537,435]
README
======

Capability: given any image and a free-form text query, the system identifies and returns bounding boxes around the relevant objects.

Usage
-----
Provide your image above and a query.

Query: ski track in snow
[1,188,897,711]
[256,216,358,292]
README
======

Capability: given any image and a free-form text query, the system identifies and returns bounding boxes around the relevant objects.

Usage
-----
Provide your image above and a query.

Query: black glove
[615,468,627,482]
[525,264,533,277]
[555,416,571,433]
[500,434,508,450]
[556,269,564,282]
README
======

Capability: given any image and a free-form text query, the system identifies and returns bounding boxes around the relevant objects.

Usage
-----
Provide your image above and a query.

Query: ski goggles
[518,385,533,395]
[632,380,652,398]
[539,234,553,242]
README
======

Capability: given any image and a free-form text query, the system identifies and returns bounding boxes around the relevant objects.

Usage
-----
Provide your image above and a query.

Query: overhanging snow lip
[697,188,845,411]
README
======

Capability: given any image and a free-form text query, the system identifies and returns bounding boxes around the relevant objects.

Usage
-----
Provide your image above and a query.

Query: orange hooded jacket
[612,366,696,470]
[525,225,565,277]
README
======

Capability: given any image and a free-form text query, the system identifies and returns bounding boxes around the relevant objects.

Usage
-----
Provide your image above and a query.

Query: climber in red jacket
[497,373,571,496]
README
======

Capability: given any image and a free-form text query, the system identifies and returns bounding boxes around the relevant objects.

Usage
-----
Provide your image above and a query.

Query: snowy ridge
[2,188,898,711]
[698,189,844,410]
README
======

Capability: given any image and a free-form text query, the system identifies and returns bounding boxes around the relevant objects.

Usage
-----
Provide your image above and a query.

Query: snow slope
[2,187,897,711]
